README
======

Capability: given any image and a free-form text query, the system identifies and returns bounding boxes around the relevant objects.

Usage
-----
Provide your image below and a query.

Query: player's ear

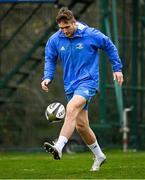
[73,18,76,23]
[70,18,76,24]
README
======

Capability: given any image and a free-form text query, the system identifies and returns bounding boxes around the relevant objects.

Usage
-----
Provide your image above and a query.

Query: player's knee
[76,121,87,133]
[66,104,78,120]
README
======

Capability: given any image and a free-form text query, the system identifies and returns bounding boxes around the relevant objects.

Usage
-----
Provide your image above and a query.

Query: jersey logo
[83,90,89,95]
[60,46,65,51]
[76,43,84,50]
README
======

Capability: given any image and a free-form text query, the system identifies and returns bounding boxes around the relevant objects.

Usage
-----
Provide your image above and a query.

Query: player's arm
[93,29,123,86]
[41,37,58,92]
[113,72,123,86]
[41,79,51,92]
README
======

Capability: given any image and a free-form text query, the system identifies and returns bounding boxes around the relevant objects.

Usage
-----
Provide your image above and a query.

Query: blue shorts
[66,80,97,110]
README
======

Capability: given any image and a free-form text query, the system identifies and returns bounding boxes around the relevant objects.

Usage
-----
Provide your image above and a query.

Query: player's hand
[41,79,51,92]
[113,72,123,86]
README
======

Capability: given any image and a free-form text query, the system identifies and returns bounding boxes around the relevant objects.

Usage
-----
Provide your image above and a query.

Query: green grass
[0,150,145,179]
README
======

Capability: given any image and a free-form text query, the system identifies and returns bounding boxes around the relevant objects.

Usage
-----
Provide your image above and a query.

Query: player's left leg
[76,109,106,171]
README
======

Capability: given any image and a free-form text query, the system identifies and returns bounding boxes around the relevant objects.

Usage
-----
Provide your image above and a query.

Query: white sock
[54,135,68,153]
[87,140,105,158]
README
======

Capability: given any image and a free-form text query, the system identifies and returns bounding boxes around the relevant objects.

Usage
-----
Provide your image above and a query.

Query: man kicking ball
[41,7,123,171]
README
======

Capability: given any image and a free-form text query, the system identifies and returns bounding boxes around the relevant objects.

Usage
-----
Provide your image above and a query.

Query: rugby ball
[45,102,65,123]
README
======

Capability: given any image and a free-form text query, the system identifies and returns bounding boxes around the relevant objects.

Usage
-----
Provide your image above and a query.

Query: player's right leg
[44,95,87,160]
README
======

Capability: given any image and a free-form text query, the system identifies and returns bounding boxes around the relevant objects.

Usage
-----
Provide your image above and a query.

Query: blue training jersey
[43,22,123,94]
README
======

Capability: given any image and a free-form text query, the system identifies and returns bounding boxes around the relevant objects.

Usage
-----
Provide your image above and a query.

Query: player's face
[58,20,76,38]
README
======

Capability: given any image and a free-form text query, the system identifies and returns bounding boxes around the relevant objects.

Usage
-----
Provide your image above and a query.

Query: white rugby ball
[45,102,65,123]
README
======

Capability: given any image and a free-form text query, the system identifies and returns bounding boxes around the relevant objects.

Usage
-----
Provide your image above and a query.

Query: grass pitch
[0,150,145,179]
